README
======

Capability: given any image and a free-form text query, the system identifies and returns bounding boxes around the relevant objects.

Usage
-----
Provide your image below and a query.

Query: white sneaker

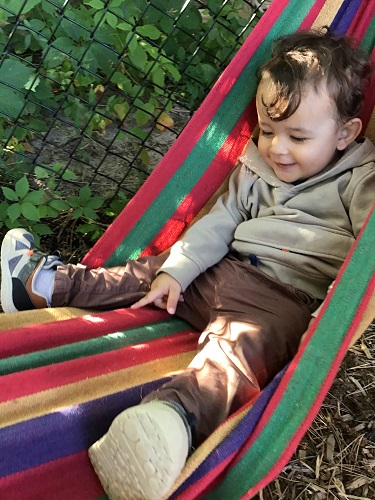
[88,401,190,500]
[1,228,63,313]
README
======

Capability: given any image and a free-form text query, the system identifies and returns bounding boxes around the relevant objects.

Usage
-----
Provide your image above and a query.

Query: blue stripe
[331,0,362,35]
[0,379,166,477]
[0,366,284,481]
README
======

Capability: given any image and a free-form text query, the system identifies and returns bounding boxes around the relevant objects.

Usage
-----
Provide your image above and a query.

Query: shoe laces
[27,246,64,270]
[42,251,63,270]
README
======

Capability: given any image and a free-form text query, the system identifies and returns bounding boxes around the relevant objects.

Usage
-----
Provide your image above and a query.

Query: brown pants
[52,253,320,445]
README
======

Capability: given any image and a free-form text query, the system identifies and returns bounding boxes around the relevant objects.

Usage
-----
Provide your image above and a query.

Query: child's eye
[260,129,273,137]
[291,136,307,143]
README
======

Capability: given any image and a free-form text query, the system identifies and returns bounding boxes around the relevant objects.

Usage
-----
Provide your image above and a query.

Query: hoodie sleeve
[348,163,375,237]
[312,159,375,318]
[158,163,256,291]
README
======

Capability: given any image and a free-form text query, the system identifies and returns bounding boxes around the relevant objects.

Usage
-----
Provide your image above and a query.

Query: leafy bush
[0,0,260,242]
[0,165,128,245]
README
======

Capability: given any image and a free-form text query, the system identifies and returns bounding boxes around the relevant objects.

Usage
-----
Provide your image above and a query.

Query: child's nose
[269,135,288,155]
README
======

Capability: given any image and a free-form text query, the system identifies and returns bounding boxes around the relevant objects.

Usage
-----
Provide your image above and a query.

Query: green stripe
[360,13,375,53]
[106,1,316,266]
[206,211,375,499]
[0,318,190,375]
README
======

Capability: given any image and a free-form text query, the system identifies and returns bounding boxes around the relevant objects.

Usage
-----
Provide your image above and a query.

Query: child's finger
[166,288,181,315]
[131,290,160,309]
[153,297,168,310]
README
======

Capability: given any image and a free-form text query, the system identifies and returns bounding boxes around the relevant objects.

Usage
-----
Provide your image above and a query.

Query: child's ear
[337,118,362,150]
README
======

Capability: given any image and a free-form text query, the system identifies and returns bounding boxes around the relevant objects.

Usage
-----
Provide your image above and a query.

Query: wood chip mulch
[258,323,375,500]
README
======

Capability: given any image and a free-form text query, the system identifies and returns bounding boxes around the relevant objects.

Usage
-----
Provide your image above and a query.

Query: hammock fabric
[1,0,375,499]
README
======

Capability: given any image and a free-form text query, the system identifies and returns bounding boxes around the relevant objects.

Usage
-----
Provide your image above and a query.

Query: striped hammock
[1,0,374,499]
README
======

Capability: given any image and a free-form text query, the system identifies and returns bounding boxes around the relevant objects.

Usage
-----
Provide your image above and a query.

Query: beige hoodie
[160,137,375,300]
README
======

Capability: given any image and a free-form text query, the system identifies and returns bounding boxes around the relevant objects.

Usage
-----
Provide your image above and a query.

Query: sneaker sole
[1,228,33,313]
[89,403,188,500]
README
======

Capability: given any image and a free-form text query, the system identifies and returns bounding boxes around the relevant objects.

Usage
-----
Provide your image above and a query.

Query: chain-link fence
[0,0,269,244]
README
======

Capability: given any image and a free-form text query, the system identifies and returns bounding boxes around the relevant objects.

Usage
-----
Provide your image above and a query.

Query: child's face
[256,77,344,183]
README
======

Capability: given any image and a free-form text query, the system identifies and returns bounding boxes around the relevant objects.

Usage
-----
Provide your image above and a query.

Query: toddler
[1,28,375,500]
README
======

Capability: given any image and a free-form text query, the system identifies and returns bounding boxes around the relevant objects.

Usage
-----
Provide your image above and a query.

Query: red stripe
[347,0,375,38]
[141,103,257,256]
[283,275,375,455]
[0,330,197,403]
[242,272,375,499]
[82,0,292,268]
[175,399,257,499]
[0,451,103,500]
[1,307,168,358]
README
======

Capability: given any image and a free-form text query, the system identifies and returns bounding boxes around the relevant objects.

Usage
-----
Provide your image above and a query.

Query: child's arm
[301,162,375,342]
[132,163,257,314]
[158,163,256,292]
[347,163,375,237]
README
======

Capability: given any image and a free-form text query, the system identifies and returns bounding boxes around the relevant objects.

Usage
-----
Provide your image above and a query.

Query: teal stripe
[0,318,191,375]
[360,13,375,53]
[206,211,375,499]
[105,0,316,266]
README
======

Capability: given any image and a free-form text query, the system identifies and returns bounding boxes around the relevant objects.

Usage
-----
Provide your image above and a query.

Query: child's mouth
[275,162,295,169]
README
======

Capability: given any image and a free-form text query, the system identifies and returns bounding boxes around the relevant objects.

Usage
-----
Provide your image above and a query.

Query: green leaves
[15,175,29,198]
[0,170,109,241]
[67,186,104,220]
[84,0,104,8]
[136,25,162,40]
[2,186,18,202]
[1,176,46,224]
[5,0,41,15]
[0,0,252,144]
[0,59,33,89]
[0,85,24,118]
[128,37,148,69]
[0,0,260,245]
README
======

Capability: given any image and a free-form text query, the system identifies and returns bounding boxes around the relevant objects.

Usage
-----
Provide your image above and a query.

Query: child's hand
[131,273,183,315]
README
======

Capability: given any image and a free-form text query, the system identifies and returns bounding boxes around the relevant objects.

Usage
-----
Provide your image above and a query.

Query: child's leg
[1,227,166,312]
[143,253,320,444]
[89,254,320,500]
[51,255,166,309]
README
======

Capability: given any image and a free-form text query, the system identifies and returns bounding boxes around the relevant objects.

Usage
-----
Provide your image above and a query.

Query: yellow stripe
[312,0,345,28]
[0,351,195,428]
[0,307,88,330]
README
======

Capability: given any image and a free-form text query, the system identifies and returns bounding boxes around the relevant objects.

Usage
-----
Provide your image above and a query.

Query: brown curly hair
[258,27,374,123]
